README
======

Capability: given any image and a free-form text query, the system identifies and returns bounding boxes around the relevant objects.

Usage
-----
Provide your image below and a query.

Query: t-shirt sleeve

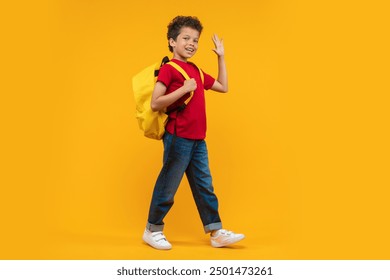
[156,64,172,87]
[202,70,216,90]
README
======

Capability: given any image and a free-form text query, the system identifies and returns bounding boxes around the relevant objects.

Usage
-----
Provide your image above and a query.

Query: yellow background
[1,0,389,259]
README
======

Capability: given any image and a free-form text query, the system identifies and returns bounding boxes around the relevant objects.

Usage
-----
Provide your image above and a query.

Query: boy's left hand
[212,34,224,57]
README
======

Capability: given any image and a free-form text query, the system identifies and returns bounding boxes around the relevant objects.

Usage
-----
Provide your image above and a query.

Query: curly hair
[167,16,203,52]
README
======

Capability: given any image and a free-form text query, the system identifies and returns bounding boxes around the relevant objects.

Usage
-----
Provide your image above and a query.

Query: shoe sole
[211,235,245,248]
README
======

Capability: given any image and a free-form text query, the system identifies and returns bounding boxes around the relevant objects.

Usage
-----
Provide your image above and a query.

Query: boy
[143,16,244,250]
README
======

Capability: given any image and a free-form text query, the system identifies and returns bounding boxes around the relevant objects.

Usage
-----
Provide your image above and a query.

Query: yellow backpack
[132,56,204,140]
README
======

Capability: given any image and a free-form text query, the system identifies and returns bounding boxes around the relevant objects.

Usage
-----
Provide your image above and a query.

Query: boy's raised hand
[212,34,224,57]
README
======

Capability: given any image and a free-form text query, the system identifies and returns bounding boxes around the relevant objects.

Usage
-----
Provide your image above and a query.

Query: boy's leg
[185,140,245,247]
[185,140,222,233]
[146,132,194,232]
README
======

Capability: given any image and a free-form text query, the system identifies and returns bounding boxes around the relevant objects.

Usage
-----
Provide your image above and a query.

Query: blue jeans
[146,132,222,233]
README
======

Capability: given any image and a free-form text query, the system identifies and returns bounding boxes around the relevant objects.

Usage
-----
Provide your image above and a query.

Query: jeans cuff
[146,222,164,232]
[204,222,222,233]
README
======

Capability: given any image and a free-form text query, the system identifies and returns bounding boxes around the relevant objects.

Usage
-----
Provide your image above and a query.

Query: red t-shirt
[157,59,215,140]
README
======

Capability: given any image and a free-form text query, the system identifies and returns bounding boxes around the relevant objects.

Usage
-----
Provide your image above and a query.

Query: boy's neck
[172,54,188,63]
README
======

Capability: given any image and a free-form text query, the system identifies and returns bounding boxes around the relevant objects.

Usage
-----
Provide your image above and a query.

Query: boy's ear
[169,38,176,49]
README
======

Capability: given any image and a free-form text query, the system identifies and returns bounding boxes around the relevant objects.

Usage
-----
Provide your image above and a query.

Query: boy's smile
[170,27,200,61]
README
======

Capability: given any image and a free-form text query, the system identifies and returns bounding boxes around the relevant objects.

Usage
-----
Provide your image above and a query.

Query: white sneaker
[142,229,172,250]
[210,229,245,248]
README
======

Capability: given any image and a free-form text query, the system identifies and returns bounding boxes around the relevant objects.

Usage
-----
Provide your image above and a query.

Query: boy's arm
[151,79,197,112]
[210,34,228,93]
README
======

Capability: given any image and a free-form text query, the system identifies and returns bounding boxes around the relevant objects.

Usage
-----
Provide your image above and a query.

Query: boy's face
[170,27,200,61]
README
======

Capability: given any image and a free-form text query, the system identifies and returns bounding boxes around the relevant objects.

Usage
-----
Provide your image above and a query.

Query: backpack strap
[166,61,204,109]
[167,61,204,82]
[155,56,170,77]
